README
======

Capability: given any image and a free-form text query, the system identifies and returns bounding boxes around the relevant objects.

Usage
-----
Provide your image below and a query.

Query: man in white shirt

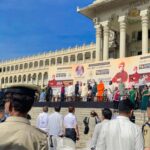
[36,106,49,132]
[47,106,63,136]
[107,81,115,102]
[39,89,46,102]
[64,106,79,143]
[91,108,112,150]
[97,99,144,150]
[66,83,74,102]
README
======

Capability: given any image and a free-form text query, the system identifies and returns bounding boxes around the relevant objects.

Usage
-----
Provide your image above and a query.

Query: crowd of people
[36,100,150,150]
[0,85,149,150]
[39,79,150,111]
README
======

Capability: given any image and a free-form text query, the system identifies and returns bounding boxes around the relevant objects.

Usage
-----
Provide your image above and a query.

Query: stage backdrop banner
[48,54,150,90]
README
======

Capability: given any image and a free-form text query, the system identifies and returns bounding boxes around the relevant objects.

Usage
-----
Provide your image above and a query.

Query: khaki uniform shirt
[143,122,150,148]
[0,116,48,150]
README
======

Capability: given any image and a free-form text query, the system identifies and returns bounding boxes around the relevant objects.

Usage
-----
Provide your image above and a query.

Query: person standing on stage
[39,89,46,102]
[46,86,53,102]
[67,82,74,101]
[81,83,88,102]
[97,80,105,102]
[75,81,79,101]
[61,83,65,102]
[118,79,125,100]
[107,81,115,102]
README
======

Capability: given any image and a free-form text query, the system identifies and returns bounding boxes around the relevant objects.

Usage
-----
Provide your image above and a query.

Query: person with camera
[83,110,100,148]
[91,108,112,150]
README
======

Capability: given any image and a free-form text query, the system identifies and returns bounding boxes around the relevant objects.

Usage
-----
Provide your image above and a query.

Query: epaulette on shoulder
[37,128,47,134]
[142,122,150,132]
[32,125,48,135]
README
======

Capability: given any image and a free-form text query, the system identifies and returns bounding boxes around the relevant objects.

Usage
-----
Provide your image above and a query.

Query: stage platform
[33,101,114,108]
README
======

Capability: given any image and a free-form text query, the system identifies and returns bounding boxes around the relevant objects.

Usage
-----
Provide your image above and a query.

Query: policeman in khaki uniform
[142,101,150,150]
[0,85,48,150]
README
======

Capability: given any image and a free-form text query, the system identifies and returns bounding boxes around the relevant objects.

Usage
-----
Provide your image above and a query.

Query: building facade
[78,0,150,60]
[0,44,96,88]
[0,0,150,89]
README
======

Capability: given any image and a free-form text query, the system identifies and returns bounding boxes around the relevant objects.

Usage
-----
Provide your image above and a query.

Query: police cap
[4,84,39,98]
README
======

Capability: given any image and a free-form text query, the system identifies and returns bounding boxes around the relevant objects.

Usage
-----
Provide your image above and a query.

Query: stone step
[29,107,148,148]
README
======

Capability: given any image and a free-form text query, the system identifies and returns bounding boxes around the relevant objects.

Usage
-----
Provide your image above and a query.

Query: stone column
[82,53,85,63]
[140,9,149,55]
[95,24,103,61]
[68,55,71,63]
[76,54,78,63]
[102,21,109,60]
[119,16,126,58]
[62,57,64,65]
[41,74,44,88]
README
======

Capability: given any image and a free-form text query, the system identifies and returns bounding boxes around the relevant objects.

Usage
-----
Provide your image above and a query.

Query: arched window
[11,66,14,71]
[32,73,37,84]
[15,65,18,71]
[19,64,23,70]
[3,67,6,72]
[39,60,44,67]
[63,56,69,63]
[1,78,4,84]
[24,63,28,69]
[5,77,8,84]
[45,59,49,66]
[70,55,75,62]
[57,57,62,64]
[7,66,10,72]
[18,75,22,82]
[34,61,38,68]
[77,53,83,61]
[9,76,13,83]
[14,76,17,83]
[22,75,26,82]
[51,58,55,65]
[27,74,31,82]
[85,52,91,60]
[29,62,33,69]
[93,51,96,59]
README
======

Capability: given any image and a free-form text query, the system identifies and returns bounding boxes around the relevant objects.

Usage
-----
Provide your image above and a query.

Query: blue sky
[0,0,95,60]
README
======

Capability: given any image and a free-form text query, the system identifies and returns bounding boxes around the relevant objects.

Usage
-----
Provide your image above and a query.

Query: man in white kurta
[96,100,144,150]
[107,81,115,102]
[47,106,63,136]
[91,108,112,150]
[36,106,49,132]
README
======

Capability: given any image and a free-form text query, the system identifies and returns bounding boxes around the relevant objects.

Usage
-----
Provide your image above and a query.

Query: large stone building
[78,0,150,60]
[0,0,150,88]
[0,43,96,88]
